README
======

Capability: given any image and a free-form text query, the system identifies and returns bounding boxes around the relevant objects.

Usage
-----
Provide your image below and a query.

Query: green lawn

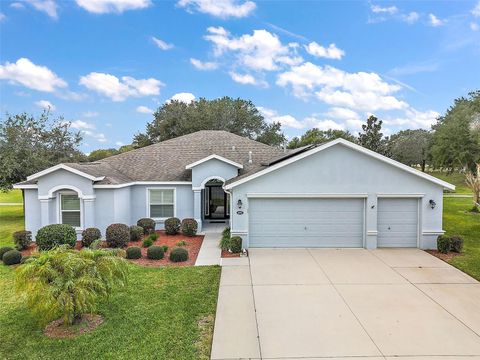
[0,205,24,247]
[0,189,23,203]
[427,171,470,194]
[443,197,480,280]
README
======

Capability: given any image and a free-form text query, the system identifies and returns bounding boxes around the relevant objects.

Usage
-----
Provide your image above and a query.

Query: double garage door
[248,197,418,248]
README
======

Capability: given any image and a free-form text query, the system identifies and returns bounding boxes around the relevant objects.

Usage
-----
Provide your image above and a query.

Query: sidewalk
[195,231,222,266]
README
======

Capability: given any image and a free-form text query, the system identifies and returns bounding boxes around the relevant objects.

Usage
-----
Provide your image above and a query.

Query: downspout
[223,186,233,230]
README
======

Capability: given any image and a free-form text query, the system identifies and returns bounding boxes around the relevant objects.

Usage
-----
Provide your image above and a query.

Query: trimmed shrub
[129,225,144,242]
[36,224,77,251]
[106,223,130,248]
[3,249,22,265]
[126,246,142,259]
[161,245,168,253]
[176,240,187,247]
[164,217,181,235]
[219,227,231,251]
[137,218,156,235]
[0,246,14,261]
[13,230,32,251]
[169,247,188,262]
[450,235,464,253]
[142,238,153,248]
[181,218,198,236]
[81,228,101,248]
[437,235,451,254]
[229,236,242,253]
[147,246,164,260]
[148,232,158,241]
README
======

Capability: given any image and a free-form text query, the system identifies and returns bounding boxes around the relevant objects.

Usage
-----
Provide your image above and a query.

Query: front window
[60,194,81,227]
[149,189,174,219]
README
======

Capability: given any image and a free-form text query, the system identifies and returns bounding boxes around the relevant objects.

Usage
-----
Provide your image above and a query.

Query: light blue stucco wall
[191,158,239,188]
[37,169,94,198]
[24,189,41,238]
[230,144,444,249]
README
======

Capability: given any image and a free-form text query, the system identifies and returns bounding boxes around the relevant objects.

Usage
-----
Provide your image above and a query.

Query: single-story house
[14,130,455,249]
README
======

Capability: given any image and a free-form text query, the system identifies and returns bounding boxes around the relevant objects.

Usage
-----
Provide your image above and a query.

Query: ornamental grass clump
[15,246,128,326]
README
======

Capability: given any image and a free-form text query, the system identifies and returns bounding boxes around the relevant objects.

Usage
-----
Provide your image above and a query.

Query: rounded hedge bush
[142,238,153,248]
[229,236,242,253]
[137,218,156,235]
[36,224,77,251]
[161,245,168,253]
[169,247,188,262]
[147,245,164,260]
[106,223,130,248]
[126,246,142,259]
[437,235,451,254]
[129,225,144,242]
[0,247,14,260]
[3,249,22,265]
[81,227,102,248]
[450,235,464,253]
[181,218,198,237]
[165,217,181,235]
[13,230,32,250]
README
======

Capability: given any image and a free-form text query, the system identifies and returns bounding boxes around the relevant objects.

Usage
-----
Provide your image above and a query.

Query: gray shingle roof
[62,131,286,185]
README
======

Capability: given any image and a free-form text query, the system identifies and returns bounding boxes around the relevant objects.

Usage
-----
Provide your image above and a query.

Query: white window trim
[56,191,83,230]
[146,187,176,221]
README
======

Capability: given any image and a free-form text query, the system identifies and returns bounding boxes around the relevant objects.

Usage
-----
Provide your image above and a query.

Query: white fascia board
[376,193,425,198]
[93,181,192,189]
[13,184,38,189]
[26,164,105,182]
[225,139,456,191]
[185,154,243,170]
[246,193,368,198]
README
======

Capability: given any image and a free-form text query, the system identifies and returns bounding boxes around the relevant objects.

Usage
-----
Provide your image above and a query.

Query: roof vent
[248,151,253,164]
[232,145,236,151]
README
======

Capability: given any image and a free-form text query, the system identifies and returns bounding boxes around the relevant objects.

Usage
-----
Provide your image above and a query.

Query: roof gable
[185,154,243,169]
[26,164,105,182]
[225,139,455,190]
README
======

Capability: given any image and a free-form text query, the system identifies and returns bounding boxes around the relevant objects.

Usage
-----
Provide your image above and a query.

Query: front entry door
[205,186,229,219]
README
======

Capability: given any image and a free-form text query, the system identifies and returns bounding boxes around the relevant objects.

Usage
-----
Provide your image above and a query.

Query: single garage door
[248,198,364,248]
[377,198,418,247]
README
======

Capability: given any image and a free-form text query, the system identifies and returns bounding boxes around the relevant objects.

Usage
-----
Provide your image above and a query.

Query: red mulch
[20,231,204,267]
[44,314,104,338]
[127,231,203,267]
[425,249,463,263]
[221,249,240,258]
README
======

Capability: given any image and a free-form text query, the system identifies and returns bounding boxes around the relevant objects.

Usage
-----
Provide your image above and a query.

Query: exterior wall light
[429,199,436,209]
[237,199,243,209]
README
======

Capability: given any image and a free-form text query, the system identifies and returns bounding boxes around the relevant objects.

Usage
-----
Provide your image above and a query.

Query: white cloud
[10,2,25,9]
[82,111,98,118]
[0,58,67,92]
[136,105,154,114]
[25,0,58,19]
[68,120,96,130]
[152,36,174,50]
[401,11,419,24]
[258,106,304,129]
[76,0,151,14]
[229,72,267,87]
[204,27,302,72]
[305,42,345,60]
[323,107,360,121]
[168,92,196,103]
[470,22,479,31]
[473,1,480,17]
[79,72,163,101]
[384,108,440,129]
[190,58,218,70]
[305,117,345,131]
[371,4,398,14]
[428,13,446,27]
[0,13,5,21]
[276,62,407,112]
[35,99,55,110]
[84,130,107,143]
[177,0,256,18]
[115,141,124,146]
[66,120,108,143]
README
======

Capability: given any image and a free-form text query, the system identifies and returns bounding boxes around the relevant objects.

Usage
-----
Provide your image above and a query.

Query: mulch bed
[425,249,463,263]
[221,249,240,258]
[44,314,104,338]
[20,231,204,267]
[127,231,203,267]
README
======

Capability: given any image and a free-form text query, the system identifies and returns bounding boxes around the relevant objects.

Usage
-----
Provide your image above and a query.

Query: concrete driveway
[211,248,480,360]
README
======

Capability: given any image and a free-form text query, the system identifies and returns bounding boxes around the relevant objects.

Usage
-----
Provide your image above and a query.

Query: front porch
[193,178,231,233]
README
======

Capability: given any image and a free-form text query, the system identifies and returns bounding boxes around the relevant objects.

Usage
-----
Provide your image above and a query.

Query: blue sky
[1,0,479,152]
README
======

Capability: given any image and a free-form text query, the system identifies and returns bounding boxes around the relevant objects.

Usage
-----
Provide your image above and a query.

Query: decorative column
[39,197,51,227]
[83,195,96,229]
[193,189,202,232]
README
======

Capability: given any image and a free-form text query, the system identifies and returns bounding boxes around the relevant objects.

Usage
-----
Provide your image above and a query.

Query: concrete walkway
[195,231,222,266]
[211,248,480,360]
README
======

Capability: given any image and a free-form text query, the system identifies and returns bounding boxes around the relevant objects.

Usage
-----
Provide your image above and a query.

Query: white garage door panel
[249,198,364,248]
[377,198,418,247]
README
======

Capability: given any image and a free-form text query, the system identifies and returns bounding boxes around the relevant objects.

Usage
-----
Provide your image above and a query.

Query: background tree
[288,128,356,149]
[88,148,119,161]
[0,111,83,191]
[358,115,388,154]
[429,90,480,172]
[133,97,285,147]
[388,129,431,171]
